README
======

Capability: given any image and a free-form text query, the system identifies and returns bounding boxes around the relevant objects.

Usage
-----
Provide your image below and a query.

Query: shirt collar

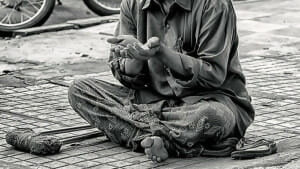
[142,0,192,11]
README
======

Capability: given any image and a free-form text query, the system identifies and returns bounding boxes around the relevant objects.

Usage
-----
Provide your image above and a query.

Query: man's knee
[69,78,84,95]
[68,78,91,108]
[196,102,237,139]
[69,78,96,93]
[205,102,236,123]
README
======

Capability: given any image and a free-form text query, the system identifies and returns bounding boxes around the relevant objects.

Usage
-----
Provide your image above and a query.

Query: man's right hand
[108,35,146,75]
[108,35,141,58]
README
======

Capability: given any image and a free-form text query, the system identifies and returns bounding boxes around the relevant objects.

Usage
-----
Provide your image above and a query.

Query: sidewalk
[1,0,300,168]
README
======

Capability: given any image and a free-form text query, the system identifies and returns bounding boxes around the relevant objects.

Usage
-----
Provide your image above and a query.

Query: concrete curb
[12,23,75,37]
[12,15,119,37]
[67,15,119,28]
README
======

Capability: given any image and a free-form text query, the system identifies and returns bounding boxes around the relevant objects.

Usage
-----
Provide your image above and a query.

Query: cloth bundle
[6,128,62,155]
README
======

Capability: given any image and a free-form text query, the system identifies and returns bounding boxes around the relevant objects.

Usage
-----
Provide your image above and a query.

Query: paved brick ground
[1,0,300,168]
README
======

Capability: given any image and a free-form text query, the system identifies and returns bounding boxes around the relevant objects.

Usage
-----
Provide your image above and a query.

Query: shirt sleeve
[170,0,236,89]
[109,0,148,89]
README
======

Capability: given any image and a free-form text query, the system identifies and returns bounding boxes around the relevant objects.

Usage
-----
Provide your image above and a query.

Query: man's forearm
[156,44,190,76]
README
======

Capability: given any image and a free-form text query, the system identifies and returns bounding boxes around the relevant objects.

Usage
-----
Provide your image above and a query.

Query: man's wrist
[124,59,145,75]
[156,43,172,63]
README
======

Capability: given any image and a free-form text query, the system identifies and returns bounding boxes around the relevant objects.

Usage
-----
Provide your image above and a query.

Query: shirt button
[165,24,170,29]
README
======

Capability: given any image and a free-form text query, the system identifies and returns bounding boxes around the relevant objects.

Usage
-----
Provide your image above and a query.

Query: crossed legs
[68,78,237,162]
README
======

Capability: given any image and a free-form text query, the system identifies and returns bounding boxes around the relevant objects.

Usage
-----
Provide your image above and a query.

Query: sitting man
[68,0,255,162]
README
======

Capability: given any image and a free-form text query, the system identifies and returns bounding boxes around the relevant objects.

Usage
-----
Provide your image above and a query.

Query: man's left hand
[127,37,161,60]
[107,35,140,47]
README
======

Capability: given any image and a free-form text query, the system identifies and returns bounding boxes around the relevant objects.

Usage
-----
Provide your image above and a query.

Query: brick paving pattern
[1,0,300,168]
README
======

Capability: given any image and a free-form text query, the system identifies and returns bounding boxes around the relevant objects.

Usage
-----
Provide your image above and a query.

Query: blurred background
[0,0,121,35]
[44,0,98,25]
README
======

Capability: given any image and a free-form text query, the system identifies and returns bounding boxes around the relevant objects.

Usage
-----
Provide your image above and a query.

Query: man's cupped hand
[107,35,161,60]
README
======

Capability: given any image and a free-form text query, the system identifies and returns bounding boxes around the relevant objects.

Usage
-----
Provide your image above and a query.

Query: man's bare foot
[141,136,168,162]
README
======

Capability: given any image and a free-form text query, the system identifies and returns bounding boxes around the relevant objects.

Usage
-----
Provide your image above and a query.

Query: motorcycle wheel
[83,0,121,16]
[0,0,55,32]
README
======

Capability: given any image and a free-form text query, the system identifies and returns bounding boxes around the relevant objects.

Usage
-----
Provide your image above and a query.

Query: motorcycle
[0,0,121,32]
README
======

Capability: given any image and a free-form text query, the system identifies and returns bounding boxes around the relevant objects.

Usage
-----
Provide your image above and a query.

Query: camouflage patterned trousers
[68,78,238,157]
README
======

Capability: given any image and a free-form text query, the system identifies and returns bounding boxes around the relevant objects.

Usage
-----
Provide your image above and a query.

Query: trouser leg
[68,78,151,149]
[155,100,237,157]
[68,78,238,157]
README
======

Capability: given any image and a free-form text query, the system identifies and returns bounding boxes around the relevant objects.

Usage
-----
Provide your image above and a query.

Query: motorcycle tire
[83,0,121,16]
[0,0,56,32]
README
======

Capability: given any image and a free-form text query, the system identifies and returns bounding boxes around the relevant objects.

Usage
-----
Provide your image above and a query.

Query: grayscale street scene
[0,0,300,168]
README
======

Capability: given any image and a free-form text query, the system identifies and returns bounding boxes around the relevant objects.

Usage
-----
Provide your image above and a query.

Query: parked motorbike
[0,0,121,32]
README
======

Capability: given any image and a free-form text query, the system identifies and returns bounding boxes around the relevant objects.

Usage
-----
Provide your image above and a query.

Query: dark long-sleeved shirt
[109,0,255,137]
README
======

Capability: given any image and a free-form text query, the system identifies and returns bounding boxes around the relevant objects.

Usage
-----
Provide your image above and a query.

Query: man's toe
[145,148,152,156]
[157,157,162,162]
[146,154,151,159]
